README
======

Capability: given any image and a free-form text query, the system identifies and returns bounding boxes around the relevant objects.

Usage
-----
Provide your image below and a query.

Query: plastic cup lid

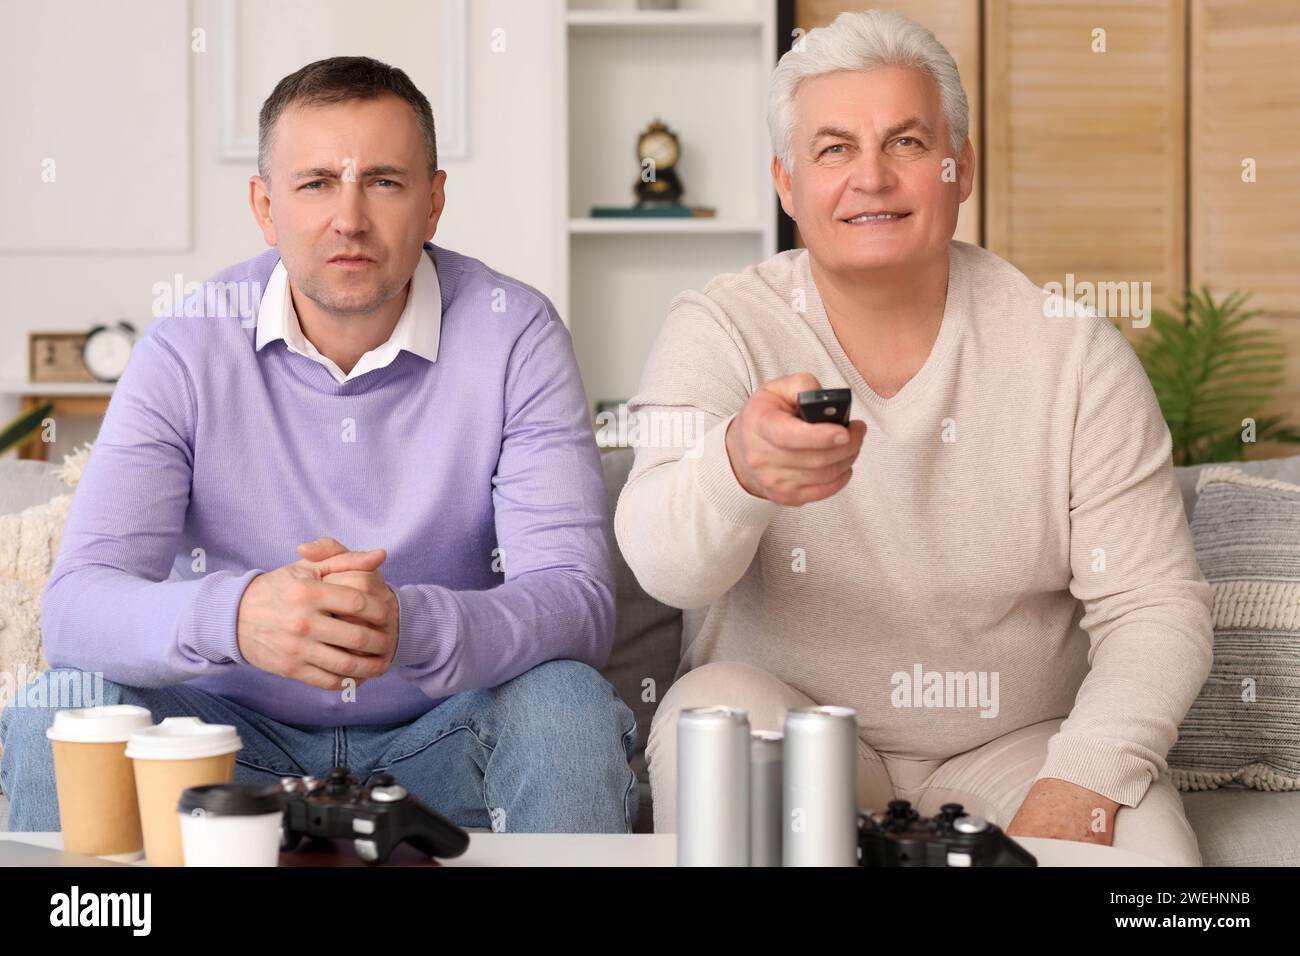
[45,705,153,743]
[178,783,284,817]
[124,717,242,760]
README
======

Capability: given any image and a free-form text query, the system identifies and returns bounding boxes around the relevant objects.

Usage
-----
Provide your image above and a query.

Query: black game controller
[279,767,470,865]
[858,800,1037,867]
[796,387,852,426]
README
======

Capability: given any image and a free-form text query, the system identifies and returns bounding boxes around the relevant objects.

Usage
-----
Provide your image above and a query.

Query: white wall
[0,0,565,458]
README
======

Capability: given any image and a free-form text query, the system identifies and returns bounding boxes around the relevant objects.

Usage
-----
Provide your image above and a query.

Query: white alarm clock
[82,321,137,382]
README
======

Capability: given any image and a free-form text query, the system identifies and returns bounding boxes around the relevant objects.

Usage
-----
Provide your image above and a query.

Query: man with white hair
[615,10,1212,865]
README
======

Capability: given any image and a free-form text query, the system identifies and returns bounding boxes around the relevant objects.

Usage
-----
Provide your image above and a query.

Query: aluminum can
[677,705,750,866]
[750,730,784,867]
[783,705,858,866]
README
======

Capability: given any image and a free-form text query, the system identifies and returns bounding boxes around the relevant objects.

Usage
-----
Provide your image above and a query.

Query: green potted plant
[1130,288,1300,466]
[0,402,55,458]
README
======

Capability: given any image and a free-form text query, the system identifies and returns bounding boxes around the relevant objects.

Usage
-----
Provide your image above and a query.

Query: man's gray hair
[767,9,970,171]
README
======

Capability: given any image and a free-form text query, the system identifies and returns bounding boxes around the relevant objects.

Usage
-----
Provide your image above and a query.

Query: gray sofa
[2,451,1298,864]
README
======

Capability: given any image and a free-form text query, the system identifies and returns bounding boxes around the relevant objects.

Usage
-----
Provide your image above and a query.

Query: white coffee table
[0,831,1164,866]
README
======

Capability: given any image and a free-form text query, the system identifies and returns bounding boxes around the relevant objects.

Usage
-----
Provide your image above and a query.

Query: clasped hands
[235,536,400,691]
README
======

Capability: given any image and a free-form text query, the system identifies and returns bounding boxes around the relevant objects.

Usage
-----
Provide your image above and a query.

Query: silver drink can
[677,705,750,866]
[782,705,859,867]
[750,730,784,867]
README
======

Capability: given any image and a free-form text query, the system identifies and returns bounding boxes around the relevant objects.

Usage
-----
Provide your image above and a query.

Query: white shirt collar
[255,246,441,382]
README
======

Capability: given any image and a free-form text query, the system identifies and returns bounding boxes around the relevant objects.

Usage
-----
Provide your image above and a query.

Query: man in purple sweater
[0,57,638,834]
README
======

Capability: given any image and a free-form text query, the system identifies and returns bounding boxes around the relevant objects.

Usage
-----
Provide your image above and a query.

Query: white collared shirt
[255,248,441,382]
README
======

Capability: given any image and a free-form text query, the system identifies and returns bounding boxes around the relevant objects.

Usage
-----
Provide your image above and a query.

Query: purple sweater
[42,243,614,726]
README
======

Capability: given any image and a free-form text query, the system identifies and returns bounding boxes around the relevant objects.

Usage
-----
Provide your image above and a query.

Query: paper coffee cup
[178,783,285,867]
[46,705,154,861]
[126,717,241,867]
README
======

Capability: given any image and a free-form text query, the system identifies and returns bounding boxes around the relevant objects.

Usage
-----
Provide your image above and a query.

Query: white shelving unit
[568,217,767,235]
[567,9,766,30]
[0,382,115,397]
[557,0,779,410]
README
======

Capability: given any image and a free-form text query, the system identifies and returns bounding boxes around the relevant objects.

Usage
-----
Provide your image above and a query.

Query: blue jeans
[1,659,639,834]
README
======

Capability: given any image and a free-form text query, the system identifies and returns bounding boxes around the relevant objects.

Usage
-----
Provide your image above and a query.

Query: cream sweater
[614,240,1213,808]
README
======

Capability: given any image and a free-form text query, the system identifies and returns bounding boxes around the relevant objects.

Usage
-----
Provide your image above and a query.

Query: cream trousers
[646,660,1202,866]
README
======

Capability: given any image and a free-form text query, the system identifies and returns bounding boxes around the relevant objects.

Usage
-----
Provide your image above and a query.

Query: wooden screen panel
[984,0,1185,314]
[794,0,982,245]
[1190,0,1300,443]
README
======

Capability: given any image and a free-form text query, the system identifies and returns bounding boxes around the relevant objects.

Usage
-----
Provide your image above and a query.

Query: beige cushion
[0,448,91,764]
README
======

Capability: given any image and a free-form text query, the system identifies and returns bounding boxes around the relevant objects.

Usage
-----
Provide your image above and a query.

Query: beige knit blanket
[0,444,92,691]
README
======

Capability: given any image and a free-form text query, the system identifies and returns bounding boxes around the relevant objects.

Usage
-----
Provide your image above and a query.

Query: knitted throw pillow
[0,444,92,720]
[1168,465,1300,791]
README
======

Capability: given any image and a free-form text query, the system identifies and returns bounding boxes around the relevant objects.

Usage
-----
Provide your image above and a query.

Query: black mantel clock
[634,119,684,208]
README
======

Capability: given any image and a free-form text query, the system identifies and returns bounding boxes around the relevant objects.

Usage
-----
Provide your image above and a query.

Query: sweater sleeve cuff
[694,414,778,528]
[1033,734,1158,808]
[392,584,459,671]
[187,568,263,666]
